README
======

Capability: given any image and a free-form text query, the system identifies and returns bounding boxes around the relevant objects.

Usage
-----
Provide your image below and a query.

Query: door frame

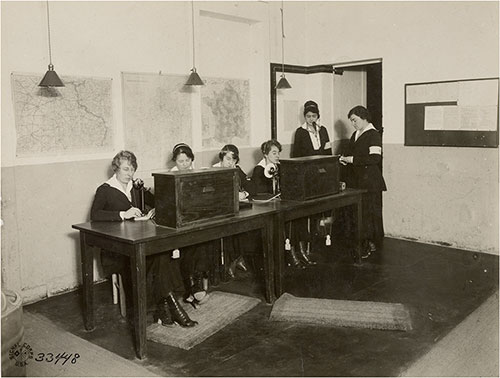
[270,58,383,140]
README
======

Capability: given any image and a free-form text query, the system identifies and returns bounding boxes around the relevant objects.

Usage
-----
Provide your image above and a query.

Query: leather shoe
[166,293,197,327]
[235,256,248,272]
[298,241,317,265]
[286,246,306,269]
[154,299,175,327]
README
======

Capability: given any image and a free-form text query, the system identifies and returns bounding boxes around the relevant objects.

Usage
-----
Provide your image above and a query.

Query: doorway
[270,60,383,156]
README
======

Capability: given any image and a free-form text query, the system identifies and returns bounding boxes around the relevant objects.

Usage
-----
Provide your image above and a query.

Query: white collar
[355,123,376,141]
[106,174,132,201]
[212,162,222,167]
[257,158,267,168]
[301,122,321,131]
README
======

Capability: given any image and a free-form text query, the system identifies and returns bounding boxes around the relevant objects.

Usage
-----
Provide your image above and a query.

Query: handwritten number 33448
[35,352,80,365]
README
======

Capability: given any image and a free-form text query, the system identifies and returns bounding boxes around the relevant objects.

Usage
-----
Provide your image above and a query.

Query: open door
[332,61,383,155]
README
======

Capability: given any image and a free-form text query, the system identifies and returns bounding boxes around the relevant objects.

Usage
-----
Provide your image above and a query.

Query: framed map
[11,73,113,156]
[122,72,192,172]
[201,77,250,149]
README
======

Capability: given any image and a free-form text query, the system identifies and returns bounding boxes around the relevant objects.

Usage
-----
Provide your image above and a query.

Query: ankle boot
[286,246,306,269]
[154,299,174,327]
[298,241,317,265]
[193,271,208,303]
[166,293,197,327]
[183,276,197,308]
[235,256,248,272]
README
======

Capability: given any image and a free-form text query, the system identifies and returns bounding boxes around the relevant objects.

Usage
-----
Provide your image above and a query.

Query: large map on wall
[122,72,192,172]
[201,77,250,149]
[11,73,113,156]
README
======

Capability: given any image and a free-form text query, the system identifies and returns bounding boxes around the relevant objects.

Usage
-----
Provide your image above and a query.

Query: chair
[111,273,126,317]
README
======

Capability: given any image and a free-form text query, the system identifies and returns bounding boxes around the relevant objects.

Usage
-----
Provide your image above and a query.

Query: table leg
[262,217,276,304]
[80,232,95,331]
[130,244,147,359]
[274,212,285,299]
[354,198,363,264]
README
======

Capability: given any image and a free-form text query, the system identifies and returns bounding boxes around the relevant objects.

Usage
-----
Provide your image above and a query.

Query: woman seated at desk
[251,139,315,269]
[170,143,211,307]
[251,139,282,196]
[90,150,197,328]
[213,144,252,277]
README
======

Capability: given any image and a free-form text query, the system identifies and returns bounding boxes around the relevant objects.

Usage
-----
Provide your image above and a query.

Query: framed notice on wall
[405,77,499,147]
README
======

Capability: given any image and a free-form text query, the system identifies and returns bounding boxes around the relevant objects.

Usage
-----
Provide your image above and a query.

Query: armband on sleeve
[369,146,382,155]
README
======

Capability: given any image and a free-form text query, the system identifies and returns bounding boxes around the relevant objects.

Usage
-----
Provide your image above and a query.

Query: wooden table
[72,205,279,359]
[268,188,365,298]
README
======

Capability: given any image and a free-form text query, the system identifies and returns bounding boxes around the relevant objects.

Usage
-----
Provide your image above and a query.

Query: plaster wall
[304,1,499,253]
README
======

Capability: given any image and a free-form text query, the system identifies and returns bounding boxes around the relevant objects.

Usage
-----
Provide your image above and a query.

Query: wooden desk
[268,188,365,298]
[72,205,278,359]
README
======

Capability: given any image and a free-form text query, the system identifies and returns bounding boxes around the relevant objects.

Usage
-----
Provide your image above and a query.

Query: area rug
[147,291,260,350]
[269,293,412,331]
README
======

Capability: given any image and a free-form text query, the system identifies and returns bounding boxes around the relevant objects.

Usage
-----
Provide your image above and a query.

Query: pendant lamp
[39,0,64,87]
[185,0,204,86]
[276,1,291,90]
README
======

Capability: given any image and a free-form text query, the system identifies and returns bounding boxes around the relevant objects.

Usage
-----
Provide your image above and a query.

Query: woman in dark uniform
[340,106,387,258]
[170,143,211,307]
[292,100,332,157]
[91,150,197,327]
[213,144,253,277]
[290,100,332,266]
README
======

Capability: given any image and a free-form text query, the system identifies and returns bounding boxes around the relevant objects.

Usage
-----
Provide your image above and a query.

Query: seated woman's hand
[239,191,249,201]
[121,207,143,220]
[146,208,155,219]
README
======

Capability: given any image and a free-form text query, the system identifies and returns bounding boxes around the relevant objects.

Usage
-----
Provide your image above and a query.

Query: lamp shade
[185,68,204,86]
[276,75,291,89]
[39,64,64,87]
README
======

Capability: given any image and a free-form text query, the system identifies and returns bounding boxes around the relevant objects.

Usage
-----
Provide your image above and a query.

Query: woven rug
[147,291,260,350]
[270,293,412,331]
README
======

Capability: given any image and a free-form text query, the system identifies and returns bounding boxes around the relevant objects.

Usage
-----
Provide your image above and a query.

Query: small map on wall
[122,72,192,172]
[201,77,250,149]
[11,73,113,156]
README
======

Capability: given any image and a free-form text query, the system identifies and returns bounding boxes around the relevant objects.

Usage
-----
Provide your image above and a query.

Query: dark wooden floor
[25,237,499,377]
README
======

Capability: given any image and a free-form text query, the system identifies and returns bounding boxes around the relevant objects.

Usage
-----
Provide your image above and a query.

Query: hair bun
[172,143,190,154]
[304,100,318,109]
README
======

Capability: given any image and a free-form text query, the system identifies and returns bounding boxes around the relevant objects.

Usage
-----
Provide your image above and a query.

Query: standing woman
[292,100,332,157]
[289,100,332,266]
[170,143,210,306]
[339,105,387,258]
[91,150,197,327]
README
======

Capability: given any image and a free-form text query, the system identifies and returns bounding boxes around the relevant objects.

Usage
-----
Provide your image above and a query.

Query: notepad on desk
[134,209,155,221]
[250,193,281,203]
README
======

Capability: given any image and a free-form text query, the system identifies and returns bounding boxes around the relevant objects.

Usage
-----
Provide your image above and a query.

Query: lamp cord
[46,0,53,65]
[280,1,285,75]
[191,0,196,70]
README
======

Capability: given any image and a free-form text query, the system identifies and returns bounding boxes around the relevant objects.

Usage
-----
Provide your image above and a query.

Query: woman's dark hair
[172,143,195,162]
[219,144,240,163]
[348,105,371,122]
[261,139,282,155]
[112,150,137,172]
[303,100,320,118]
